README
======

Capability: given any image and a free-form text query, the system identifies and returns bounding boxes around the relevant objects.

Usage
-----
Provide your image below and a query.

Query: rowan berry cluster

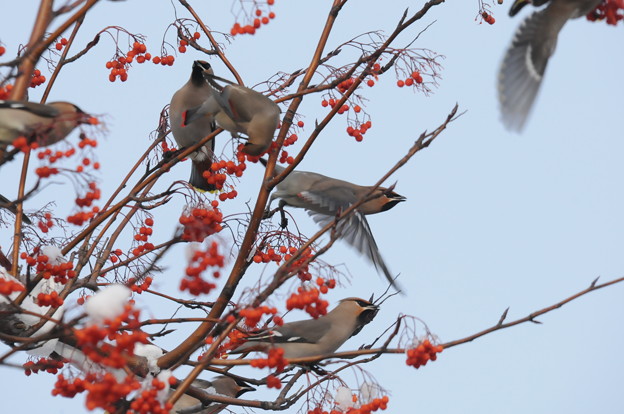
[266,374,282,389]
[53,372,142,412]
[587,0,624,25]
[0,277,25,295]
[105,41,157,82]
[20,249,76,283]
[55,37,68,51]
[37,290,64,307]
[23,357,65,375]
[480,12,496,25]
[0,83,12,99]
[179,202,223,242]
[74,304,148,369]
[128,276,153,293]
[405,338,443,369]
[396,71,424,87]
[131,217,156,256]
[230,1,277,36]
[67,181,101,225]
[252,245,297,264]
[181,241,224,295]
[30,69,46,88]
[250,347,288,374]
[204,159,246,200]
[128,377,174,414]
[178,31,201,53]
[309,396,390,414]
[346,120,372,142]
[240,305,279,328]
[286,286,329,318]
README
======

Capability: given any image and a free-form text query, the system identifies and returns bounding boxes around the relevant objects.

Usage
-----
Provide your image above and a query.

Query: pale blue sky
[1,1,623,413]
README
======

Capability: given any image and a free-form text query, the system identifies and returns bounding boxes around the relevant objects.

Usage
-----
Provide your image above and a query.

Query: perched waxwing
[172,376,255,414]
[0,100,92,146]
[231,297,379,359]
[0,193,31,225]
[170,60,218,191]
[498,0,602,132]
[184,72,280,156]
[261,159,406,290]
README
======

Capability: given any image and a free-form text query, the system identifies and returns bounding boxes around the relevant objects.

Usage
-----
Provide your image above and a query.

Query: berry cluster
[23,357,65,376]
[240,305,279,328]
[286,287,329,319]
[250,347,288,374]
[105,41,157,82]
[230,1,277,36]
[0,83,12,99]
[405,338,443,369]
[178,31,201,53]
[37,290,64,307]
[66,181,101,225]
[587,0,624,25]
[55,37,68,51]
[181,241,224,295]
[480,12,496,25]
[131,217,156,256]
[74,304,148,369]
[179,202,223,242]
[128,377,174,414]
[266,374,282,389]
[204,159,246,200]
[397,71,424,87]
[252,245,298,264]
[309,396,389,414]
[53,372,142,412]
[346,120,372,142]
[20,249,76,283]
[128,276,153,294]
[0,277,25,295]
[30,69,46,88]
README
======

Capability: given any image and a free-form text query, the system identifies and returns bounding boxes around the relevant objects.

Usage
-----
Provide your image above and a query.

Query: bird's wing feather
[308,210,396,288]
[498,9,564,132]
[246,318,332,344]
[0,100,60,118]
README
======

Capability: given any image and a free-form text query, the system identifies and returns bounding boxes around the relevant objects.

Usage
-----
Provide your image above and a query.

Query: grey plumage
[262,159,405,290]
[0,100,91,146]
[231,297,379,359]
[172,376,255,414]
[170,60,217,191]
[498,0,602,132]
[185,72,280,156]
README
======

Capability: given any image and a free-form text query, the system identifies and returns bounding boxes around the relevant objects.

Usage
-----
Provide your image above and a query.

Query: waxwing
[261,159,406,290]
[0,100,91,146]
[231,297,379,359]
[498,0,602,132]
[172,376,255,414]
[170,60,217,191]
[184,71,280,156]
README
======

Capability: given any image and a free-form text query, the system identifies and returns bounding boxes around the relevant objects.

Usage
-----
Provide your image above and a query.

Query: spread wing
[498,9,559,132]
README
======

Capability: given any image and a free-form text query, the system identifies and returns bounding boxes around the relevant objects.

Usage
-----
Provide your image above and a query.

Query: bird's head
[339,297,380,337]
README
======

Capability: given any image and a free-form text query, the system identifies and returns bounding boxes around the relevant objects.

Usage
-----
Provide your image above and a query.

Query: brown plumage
[231,297,379,359]
[0,100,92,146]
[262,159,406,290]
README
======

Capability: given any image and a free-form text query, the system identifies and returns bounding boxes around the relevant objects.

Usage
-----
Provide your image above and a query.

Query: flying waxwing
[0,193,31,225]
[171,376,255,414]
[261,159,406,290]
[184,71,280,156]
[231,297,379,359]
[0,100,92,146]
[498,0,602,132]
[170,60,218,192]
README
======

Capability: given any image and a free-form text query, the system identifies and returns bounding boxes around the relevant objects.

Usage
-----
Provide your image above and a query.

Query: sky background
[1,1,623,413]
